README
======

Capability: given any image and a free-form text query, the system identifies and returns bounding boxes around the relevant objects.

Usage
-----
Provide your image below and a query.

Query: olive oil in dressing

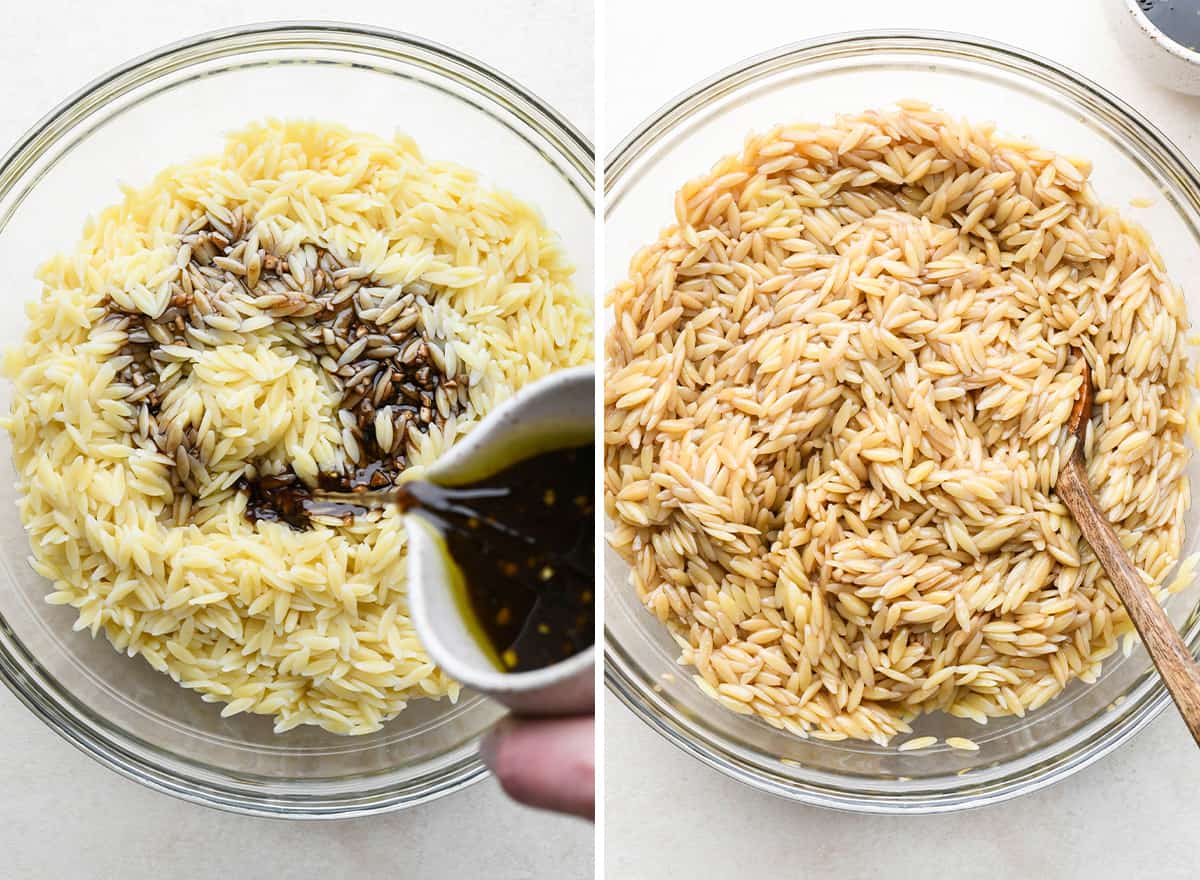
[396,444,594,673]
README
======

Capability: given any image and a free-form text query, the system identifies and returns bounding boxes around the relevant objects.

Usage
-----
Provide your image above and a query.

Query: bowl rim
[0,19,594,819]
[603,27,1200,814]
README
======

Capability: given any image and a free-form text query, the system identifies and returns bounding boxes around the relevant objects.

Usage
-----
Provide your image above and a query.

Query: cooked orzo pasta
[4,120,591,734]
[604,102,1195,744]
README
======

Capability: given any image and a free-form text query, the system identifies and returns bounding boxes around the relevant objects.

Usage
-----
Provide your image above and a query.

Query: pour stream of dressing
[238,444,595,672]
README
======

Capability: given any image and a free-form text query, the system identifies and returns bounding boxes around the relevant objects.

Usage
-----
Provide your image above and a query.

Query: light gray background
[0,2,593,879]
[603,1,1200,878]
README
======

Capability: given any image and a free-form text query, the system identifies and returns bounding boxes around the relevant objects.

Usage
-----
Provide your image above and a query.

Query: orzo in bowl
[5,119,592,735]
[605,101,1194,748]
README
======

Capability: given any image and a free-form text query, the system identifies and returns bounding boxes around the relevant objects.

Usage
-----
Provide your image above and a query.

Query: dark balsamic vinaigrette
[239,469,370,529]
[396,444,595,673]
[237,444,595,673]
[1139,0,1200,51]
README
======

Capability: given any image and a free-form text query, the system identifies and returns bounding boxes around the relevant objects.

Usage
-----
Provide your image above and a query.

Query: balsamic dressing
[396,444,595,673]
[237,443,595,673]
[1139,0,1200,51]
[238,468,369,530]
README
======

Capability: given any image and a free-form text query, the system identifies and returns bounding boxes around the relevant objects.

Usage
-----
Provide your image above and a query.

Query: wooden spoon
[1056,352,1200,746]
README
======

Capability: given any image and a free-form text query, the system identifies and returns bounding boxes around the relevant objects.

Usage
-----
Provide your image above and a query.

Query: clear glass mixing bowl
[0,22,593,818]
[604,30,1200,813]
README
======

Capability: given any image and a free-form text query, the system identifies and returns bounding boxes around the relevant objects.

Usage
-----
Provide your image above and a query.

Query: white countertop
[0,2,593,878]
[603,1,1200,878]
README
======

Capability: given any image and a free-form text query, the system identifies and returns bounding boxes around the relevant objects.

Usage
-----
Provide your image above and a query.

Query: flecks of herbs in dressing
[1139,0,1200,51]
[397,444,594,672]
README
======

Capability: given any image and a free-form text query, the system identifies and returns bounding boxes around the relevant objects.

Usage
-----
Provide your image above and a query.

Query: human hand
[480,714,594,820]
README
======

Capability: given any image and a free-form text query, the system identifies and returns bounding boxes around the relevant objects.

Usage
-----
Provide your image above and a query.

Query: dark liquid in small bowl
[236,442,595,673]
[1139,1,1200,51]
[397,444,595,673]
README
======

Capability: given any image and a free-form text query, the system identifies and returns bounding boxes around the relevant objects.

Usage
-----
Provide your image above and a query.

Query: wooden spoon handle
[1058,455,1200,747]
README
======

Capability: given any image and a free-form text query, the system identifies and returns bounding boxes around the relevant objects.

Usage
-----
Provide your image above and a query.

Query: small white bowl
[405,366,594,716]
[1111,0,1200,94]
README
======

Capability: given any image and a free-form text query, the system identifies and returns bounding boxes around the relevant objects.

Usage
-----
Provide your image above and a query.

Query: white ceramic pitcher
[404,365,595,715]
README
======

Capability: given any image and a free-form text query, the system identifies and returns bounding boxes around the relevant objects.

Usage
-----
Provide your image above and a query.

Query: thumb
[480,715,594,820]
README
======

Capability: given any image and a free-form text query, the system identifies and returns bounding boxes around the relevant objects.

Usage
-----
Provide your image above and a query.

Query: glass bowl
[0,22,593,818]
[604,30,1200,813]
